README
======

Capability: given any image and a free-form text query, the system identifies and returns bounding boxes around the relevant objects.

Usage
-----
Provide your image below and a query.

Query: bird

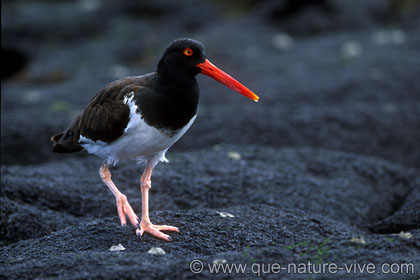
[51,38,259,241]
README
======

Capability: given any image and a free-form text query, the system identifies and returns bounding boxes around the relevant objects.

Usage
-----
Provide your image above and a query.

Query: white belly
[80,94,196,165]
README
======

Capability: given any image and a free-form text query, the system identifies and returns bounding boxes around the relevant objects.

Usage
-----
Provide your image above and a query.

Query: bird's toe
[136,223,178,241]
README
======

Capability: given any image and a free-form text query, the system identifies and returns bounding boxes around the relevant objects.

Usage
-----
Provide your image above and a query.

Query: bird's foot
[136,221,179,241]
[116,194,138,227]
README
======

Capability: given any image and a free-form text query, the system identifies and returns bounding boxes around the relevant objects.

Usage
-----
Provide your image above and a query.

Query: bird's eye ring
[183,48,193,56]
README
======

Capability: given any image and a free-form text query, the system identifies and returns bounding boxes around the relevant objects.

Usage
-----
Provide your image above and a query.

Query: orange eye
[183,48,193,56]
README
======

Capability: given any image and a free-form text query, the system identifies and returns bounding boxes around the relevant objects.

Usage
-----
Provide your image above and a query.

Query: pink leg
[135,161,179,241]
[100,163,138,227]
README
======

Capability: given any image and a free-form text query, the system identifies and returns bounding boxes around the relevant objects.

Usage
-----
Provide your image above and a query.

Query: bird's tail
[51,129,83,153]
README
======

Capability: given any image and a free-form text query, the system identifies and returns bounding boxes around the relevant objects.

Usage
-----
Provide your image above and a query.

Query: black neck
[155,70,200,100]
[135,70,199,131]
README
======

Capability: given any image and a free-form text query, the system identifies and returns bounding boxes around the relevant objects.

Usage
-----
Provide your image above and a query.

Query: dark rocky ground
[1,0,420,279]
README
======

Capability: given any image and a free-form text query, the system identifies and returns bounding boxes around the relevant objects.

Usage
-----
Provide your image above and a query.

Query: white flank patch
[79,135,107,145]
[123,91,134,105]
[80,92,196,165]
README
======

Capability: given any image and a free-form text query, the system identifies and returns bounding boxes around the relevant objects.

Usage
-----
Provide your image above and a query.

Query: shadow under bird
[51,38,259,241]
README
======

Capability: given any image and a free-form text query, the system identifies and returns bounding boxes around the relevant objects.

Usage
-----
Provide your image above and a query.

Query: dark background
[1,0,420,279]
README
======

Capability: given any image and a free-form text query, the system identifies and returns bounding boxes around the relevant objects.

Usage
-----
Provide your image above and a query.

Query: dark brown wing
[51,74,155,153]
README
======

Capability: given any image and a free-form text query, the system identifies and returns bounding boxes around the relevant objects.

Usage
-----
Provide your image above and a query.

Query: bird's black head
[156,38,260,102]
[157,38,206,79]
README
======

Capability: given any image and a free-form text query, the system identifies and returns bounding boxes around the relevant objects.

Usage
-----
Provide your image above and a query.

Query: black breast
[135,77,199,131]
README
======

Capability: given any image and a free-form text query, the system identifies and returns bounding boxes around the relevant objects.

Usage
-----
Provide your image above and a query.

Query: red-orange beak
[196,59,259,102]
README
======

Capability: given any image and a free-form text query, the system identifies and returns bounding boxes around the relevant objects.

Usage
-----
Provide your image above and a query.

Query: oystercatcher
[51,38,259,241]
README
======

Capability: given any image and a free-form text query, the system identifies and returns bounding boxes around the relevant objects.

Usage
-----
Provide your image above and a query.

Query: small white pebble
[272,33,294,50]
[390,30,406,44]
[381,102,397,113]
[79,0,101,12]
[372,29,406,45]
[213,259,227,264]
[109,244,125,251]
[341,41,363,58]
[212,145,221,151]
[350,236,366,244]
[217,211,235,218]
[398,231,412,240]
[227,151,242,161]
[23,90,41,104]
[147,247,166,255]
